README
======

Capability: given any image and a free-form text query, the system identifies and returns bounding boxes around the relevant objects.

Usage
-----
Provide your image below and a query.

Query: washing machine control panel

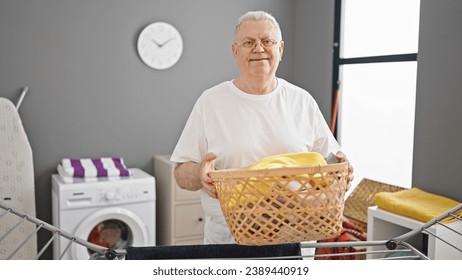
[53,169,155,210]
[97,184,154,205]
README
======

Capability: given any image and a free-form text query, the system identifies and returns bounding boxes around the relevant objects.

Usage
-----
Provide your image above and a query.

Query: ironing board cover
[0,97,37,259]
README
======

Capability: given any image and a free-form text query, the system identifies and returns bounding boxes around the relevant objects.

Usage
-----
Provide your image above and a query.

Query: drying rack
[1,199,461,260]
[0,200,118,260]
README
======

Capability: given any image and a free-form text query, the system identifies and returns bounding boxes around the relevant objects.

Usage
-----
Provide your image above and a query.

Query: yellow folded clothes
[249,151,328,189]
[229,152,327,208]
[375,188,462,223]
[249,152,327,170]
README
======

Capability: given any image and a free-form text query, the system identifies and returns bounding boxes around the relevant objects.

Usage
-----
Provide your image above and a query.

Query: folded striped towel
[58,157,132,179]
[375,188,462,223]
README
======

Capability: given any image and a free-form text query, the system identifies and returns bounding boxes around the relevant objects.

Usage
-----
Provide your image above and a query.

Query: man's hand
[200,152,218,198]
[335,151,354,189]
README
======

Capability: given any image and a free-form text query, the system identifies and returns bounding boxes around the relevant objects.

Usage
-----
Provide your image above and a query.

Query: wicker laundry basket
[209,162,349,246]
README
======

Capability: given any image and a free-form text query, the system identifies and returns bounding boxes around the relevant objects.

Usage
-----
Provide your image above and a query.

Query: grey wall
[413,0,462,202]
[293,0,335,119]
[1,0,338,259]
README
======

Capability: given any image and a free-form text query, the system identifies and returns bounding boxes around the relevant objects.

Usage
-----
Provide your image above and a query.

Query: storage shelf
[367,206,462,259]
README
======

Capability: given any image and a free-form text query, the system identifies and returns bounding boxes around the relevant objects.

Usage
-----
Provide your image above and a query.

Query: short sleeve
[170,105,207,164]
[312,103,341,157]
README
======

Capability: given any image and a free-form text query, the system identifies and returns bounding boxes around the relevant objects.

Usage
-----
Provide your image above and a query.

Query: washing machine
[51,168,155,260]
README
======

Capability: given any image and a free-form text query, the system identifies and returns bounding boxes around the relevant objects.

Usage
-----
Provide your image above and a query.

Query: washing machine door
[71,207,148,260]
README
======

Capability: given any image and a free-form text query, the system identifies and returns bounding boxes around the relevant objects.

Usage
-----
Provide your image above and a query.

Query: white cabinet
[153,155,205,245]
[367,206,462,259]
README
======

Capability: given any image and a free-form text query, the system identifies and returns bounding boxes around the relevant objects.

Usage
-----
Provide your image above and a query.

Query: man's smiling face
[232,19,284,79]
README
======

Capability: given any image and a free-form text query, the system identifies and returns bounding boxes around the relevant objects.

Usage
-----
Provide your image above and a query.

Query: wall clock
[137,22,183,70]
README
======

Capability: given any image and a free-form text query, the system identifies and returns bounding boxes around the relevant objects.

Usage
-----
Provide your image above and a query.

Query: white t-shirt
[170,78,341,244]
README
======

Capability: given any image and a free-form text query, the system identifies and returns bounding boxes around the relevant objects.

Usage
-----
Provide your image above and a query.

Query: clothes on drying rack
[315,217,367,260]
[57,157,132,183]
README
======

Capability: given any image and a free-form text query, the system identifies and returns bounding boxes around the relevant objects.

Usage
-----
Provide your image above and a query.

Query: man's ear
[231,44,238,58]
[279,40,285,60]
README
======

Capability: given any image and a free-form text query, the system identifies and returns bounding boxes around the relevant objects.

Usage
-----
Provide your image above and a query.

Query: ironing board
[0,97,37,259]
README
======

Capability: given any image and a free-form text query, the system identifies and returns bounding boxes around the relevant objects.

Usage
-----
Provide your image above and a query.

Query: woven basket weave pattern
[210,163,349,246]
[343,178,404,224]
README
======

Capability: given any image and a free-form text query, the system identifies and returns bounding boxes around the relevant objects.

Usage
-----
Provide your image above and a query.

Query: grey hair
[235,11,282,40]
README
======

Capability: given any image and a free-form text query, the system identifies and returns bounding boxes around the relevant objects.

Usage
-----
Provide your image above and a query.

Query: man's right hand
[200,152,218,198]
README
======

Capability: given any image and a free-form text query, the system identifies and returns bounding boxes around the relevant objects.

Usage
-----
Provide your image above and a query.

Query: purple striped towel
[59,157,132,178]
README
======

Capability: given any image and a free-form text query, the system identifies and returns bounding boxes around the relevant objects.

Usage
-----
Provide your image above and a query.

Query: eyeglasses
[234,39,279,49]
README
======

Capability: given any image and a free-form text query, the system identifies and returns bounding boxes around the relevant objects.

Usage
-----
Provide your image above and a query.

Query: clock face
[137,22,183,70]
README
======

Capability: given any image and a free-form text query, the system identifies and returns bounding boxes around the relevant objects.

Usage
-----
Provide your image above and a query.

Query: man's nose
[252,42,265,52]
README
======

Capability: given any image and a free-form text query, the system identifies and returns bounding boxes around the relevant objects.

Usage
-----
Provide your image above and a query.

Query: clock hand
[150,39,162,48]
[158,37,175,48]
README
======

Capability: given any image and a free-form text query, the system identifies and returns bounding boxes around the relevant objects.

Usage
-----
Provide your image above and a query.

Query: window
[332,0,421,190]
